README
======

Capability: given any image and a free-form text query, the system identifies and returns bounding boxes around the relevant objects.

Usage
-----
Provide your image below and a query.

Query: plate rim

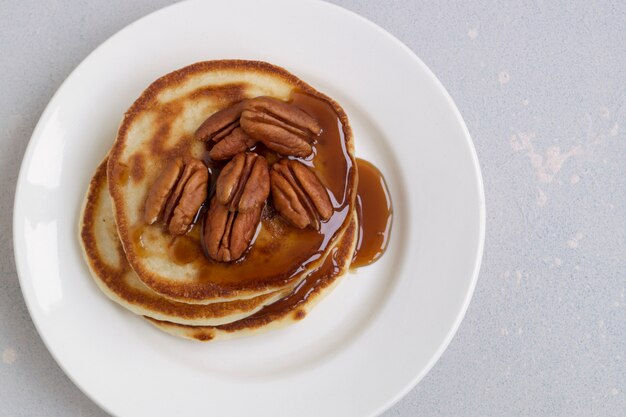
[12,0,486,416]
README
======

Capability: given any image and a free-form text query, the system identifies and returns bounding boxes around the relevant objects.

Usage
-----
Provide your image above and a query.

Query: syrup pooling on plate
[352,158,393,268]
[132,89,356,287]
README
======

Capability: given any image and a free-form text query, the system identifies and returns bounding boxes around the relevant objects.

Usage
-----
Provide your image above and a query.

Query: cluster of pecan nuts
[144,97,333,263]
[196,96,323,159]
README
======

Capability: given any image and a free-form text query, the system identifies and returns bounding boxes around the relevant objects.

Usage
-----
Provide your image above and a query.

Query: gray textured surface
[1,0,625,416]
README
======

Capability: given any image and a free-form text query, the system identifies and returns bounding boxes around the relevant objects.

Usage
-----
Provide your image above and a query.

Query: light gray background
[1,0,624,416]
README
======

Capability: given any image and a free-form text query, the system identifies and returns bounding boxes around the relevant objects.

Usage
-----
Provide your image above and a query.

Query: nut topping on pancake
[209,127,256,161]
[204,152,269,262]
[241,97,321,157]
[195,97,322,159]
[215,152,270,212]
[194,101,247,142]
[144,157,209,235]
[203,195,263,263]
[162,95,328,262]
[270,159,332,230]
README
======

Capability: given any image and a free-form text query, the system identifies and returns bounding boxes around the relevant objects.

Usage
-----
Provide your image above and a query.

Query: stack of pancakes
[79,60,359,341]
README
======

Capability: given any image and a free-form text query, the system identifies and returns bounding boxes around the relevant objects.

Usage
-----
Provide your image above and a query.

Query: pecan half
[208,127,256,161]
[215,152,269,213]
[194,101,247,142]
[203,152,269,262]
[203,196,263,263]
[144,157,209,235]
[270,159,332,230]
[240,97,322,157]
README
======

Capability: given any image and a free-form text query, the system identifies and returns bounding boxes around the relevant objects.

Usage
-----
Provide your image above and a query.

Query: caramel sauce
[189,92,355,286]
[219,246,341,330]
[129,224,148,257]
[351,158,393,268]
[219,159,392,328]
[168,235,202,265]
[290,93,353,205]
[131,221,205,265]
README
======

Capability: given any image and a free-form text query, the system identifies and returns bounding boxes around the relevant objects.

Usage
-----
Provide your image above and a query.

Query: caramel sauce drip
[218,159,392,329]
[290,93,353,205]
[351,158,393,268]
[218,244,341,330]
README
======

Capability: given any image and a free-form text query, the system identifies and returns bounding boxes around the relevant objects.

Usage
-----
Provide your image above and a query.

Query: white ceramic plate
[13,1,484,416]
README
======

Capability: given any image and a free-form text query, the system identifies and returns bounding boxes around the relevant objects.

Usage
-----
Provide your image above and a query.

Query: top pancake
[107,60,357,304]
[80,157,294,326]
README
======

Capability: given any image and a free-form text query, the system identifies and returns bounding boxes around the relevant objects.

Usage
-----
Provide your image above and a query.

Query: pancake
[80,158,293,326]
[146,211,358,341]
[107,60,357,304]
